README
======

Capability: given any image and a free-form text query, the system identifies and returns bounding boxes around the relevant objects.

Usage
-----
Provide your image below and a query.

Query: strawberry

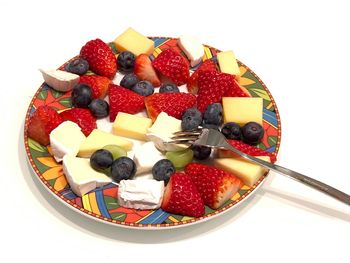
[79,75,111,99]
[27,106,64,146]
[144,93,196,122]
[80,39,117,79]
[185,163,243,210]
[218,140,277,163]
[60,108,97,136]
[108,84,145,122]
[134,54,161,87]
[224,78,251,97]
[161,172,205,217]
[152,48,190,85]
[187,59,217,94]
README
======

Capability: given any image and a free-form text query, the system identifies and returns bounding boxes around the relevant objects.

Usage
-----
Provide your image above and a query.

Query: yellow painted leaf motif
[37,156,60,168]
[54,175,68,191]
[250,88,270,101]
[42,166,63,180]
[239,77,255,86]
[239,66,247,75]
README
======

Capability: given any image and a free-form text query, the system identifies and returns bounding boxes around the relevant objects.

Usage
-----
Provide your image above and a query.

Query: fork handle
[223,143,350,205]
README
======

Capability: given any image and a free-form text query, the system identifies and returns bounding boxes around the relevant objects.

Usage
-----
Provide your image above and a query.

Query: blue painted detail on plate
[96,190,111,218]
[265,145,276,153]
[138,209,170,224]
[152,37,168,48]
[263,108,278,127]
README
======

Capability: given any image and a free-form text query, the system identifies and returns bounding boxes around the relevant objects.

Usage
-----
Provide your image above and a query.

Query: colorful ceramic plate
[24,37,281,229]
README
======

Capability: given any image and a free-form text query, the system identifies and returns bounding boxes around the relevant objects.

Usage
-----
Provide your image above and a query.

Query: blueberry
[71,83,92,108]
[241,122,264,145]
[181,108,202,131]
[152,159,175,185]
[117,51,135,73]
[203,103,222,126]
[191,145,212,160]
[120,73,139,89]
[88,99,109,118]
[159,83,179,93]
[221,122,242,140]
[202,123,220,130]
[65,58,89,75]
[90,149,113,171]
[111,157,136,183]
[132,80,154,96]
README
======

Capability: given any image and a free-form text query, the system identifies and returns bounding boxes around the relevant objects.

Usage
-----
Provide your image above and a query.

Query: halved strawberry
[134,54,161,87]
[144,92,196,122]
[108,84,145,122]
[152,48,190,86]
[27,105,64,146]
[60,108,97,136]
[79,75,111,99]
[187,59,217,94]
[218,140,277,163]
[224,78,251,97]
[185,163,243,209]
[161,172,205,217]
[80,39,117,79]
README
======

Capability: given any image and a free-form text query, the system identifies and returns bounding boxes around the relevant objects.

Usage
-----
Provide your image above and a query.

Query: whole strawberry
[79,75,111,99]
[80,39,117,79]
[60,108,97,136]
[187,59,217,94]
[108,84,145,122]
[161,172,205,217]
[145,92,196,122]
[185,163,243,209]
[27,105,64,146]
[152,49,190,85]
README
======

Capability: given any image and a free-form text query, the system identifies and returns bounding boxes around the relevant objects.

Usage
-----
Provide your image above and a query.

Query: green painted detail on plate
[28,138,47,153]
[111,212,126,221]
[51,89,64,99]
[59,97,72,108]
[104,196,119,210]
[37,89,48,100]
[268,136,278,146]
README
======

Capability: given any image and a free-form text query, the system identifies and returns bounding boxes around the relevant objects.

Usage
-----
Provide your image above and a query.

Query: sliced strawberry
[60,108,97,136]
[185,163,243,210]
[161,172,205,217]
[108,84,145,122]
[27,105,64,146]
[187,59,217,94]
[80,39,117,79]
[224,78,251,97]
[218,140,277,163]
[134,54,161,87]
[152,48,190,86]
[144,92,196,122]
[79,75,111,99]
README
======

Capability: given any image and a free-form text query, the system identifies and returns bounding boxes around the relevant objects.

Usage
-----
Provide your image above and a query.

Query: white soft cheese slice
[50,121,86,162]
[133,142,164,175]
[178,35,204,67]
[117,179,164,210]
[62,155,112,197]
[40,69,80,92]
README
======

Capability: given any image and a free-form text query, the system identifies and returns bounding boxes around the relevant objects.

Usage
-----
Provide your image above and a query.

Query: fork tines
[168,129,203,145]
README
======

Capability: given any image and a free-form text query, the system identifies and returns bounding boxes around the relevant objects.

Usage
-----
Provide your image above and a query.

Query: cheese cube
[114,27,154,56]
[177,35,204,67]
[113,112,152,141]
[222,97,263,126]
[133,142,164,175]
[63,155,112,196]
[78,129,133,157]
[217,50,240,79]
[214,156,271,186]
[50,121,86,162]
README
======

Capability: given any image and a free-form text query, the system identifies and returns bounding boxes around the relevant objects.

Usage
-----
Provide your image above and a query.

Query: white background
[1,0,349,262]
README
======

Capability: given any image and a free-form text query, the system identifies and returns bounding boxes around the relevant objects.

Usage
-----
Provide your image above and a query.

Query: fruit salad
[26,27,279,223]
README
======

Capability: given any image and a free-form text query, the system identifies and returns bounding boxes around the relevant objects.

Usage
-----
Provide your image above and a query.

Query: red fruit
[161,172,205,217]
[60,108,97,136]
[134,54,161,87]
[144,93,196,122]
[152,49,190,85]
[27,106,64,146]
[79,75,111,99]
[219,140,277,163]
[80,39,117,79]
[187,59,217,94]
[185,163,243,210]
[108,84,145,122]
[224,78,251,97]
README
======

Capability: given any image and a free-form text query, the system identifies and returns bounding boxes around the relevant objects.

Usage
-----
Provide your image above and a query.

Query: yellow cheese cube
[78,129,133,157]
[114,27,154,56]
[113,112,152,141]
[214,156,271,186]
[222,97,263,126]
[217,50,240,79]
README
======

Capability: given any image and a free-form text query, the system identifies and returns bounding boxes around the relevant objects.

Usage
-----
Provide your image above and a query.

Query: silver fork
[167,128,350,206]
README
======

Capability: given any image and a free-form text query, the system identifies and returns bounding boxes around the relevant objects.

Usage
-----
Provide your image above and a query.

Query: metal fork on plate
[166,128,350,206]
